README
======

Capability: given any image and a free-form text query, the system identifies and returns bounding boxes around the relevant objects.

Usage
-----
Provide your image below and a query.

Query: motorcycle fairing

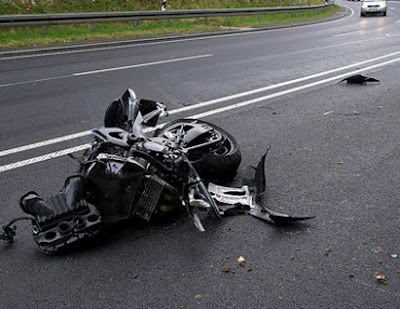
[209,151,315,224]
[156,120,223,149]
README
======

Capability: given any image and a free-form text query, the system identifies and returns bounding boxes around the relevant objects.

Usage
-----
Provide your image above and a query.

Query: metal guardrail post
[41,25,46,36]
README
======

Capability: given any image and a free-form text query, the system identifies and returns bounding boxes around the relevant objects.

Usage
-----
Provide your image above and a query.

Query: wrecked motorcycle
[1,89,313,254]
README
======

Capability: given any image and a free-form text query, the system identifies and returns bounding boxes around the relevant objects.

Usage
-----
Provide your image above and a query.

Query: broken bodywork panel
[208,151,314,224]
[1,151,314,254]
[1,89,313,254]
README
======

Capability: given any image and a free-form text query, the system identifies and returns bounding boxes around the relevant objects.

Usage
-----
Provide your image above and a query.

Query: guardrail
[0,2,334,28]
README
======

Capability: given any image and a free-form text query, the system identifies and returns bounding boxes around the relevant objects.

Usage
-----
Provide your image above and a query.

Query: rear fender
[161,120,221,146]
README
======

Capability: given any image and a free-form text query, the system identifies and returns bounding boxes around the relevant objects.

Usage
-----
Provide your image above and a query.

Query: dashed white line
[0,54,213,87]
[73,54,213,76]
[0,130,92,157]
[0,75,71,88]
[2,55,400,173]
[334,30,362,37]
[185,56,400,120]
[1,50,400,159]
[0,5,355,61]
[0,144,92,173]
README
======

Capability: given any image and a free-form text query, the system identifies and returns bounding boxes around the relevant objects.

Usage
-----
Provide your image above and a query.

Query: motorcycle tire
[155,119,241,181]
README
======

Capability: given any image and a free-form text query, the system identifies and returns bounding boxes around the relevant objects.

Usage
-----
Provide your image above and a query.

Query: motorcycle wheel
[155,119,241,181]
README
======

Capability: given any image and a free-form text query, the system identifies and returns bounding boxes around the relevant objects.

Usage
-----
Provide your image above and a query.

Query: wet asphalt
[0,1,399,308]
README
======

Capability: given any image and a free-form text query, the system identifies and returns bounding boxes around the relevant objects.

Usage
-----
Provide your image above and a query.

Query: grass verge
[0,5,340,49]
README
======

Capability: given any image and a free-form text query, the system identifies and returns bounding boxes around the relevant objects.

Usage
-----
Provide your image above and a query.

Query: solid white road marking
[0,131,92,157]
[0,144,92,173]
[168,50,400,115]
[185,56,400,120]
[1,55,400,173]
[2,33,397,88]
[1,50,400,159]
[0,5,355,61]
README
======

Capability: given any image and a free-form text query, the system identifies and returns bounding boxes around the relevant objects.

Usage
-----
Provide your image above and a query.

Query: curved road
[0,1,399,308]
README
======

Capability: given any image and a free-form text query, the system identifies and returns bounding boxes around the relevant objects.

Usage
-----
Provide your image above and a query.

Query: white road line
[0,5,354,61]
[341,4,355,18]
[334,30,362,37]
[185,56,400,120]
[169,50,400,115]
[0,75,71,88]
[0,144,92,173]
[74,54,213,76]
[0,31,301,61]
[2,34,396,89]
[0,131,92,157]
[1,50,400,159]
[1,56,400,173]
[0,54,213,87]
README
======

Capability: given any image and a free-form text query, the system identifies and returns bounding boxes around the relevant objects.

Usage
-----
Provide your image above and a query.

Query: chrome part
[208,183,253,207]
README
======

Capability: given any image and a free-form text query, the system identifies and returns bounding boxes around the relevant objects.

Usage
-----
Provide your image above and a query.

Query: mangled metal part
[208,182,313,223]
[0,216,34,242]
[208,183,253,207]
[208,149,315,224]
[0,149,314,254]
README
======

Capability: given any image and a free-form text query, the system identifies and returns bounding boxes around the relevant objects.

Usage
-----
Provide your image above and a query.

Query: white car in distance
[360,0,387,16]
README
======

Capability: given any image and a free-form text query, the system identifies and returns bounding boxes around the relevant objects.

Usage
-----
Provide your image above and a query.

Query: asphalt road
[0,1,399,308]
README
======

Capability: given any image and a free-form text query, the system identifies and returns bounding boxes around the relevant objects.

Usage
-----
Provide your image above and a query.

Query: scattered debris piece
[98,293,106,300]
[349,273,355,278]
[337,161,343,165]
[237,256,246,266]
[389,254,398,259]
[323,111,334,116]
[353,111,359,115]
[373,247,384,254]
[339,75,380,84]
[323,248,332,256]
[194,294,203,300]
[377,106,383,109]
[290,254,296,260]
[375,273,387,284]
[222,266,231,273]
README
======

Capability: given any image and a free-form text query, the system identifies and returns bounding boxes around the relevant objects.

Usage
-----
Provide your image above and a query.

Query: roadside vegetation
[1,0,328,14]
[0,0,339,48]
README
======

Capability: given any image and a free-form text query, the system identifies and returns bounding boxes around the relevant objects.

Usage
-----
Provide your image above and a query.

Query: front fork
[180,156,222,232]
